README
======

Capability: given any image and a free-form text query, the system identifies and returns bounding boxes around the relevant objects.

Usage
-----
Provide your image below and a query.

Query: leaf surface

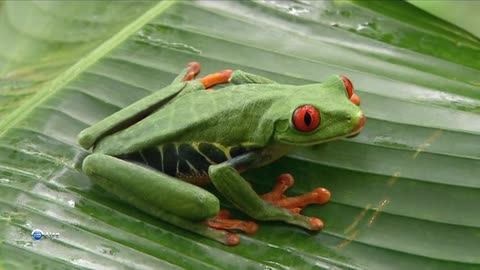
[1,1,479,269]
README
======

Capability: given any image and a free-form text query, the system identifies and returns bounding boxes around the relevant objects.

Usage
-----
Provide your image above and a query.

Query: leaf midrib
[0,1,176,138]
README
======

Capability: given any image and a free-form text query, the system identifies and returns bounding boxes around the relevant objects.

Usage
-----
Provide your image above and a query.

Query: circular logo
[31,229,43,240]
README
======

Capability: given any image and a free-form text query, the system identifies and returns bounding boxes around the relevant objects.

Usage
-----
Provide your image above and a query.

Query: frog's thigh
[208,162,319,230]
[83,153,219,220]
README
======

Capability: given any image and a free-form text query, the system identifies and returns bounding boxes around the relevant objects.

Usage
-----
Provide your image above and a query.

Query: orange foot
[261,173,331,229]
[206,210,259,246]
[182,62,201,81]
[199,69,233,89]
[205,174,329,246]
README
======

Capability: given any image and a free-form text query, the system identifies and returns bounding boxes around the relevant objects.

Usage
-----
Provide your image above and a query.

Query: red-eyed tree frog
[78,62,365,246]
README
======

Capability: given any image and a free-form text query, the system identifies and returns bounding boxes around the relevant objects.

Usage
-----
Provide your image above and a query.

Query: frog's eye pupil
[304,112,312,126]
[340,75,354,98]
[292,105,321,132]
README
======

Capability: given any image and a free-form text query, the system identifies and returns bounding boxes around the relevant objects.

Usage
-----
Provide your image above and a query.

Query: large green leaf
[1,1,479,269]
[407,0,480,39]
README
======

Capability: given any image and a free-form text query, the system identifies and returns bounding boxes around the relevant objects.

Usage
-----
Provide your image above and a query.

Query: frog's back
[94,83,295,157]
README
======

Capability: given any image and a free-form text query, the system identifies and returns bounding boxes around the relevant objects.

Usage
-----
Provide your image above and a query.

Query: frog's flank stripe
[140,148,163,171]
[178,144,210,174]
[184,160,198,174]
[162,143,178,176]
[159,146,164,172]
[198,143,228,164]
[178,159,191,176]
[138,151,149,166]
[229,145,248,158]
[175,156,180,177]
[121,143,249,179]
[191,143,215,164]
[118,152,143,164]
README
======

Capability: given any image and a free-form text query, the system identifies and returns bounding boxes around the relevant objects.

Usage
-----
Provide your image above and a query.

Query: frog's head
[273,75,365,145]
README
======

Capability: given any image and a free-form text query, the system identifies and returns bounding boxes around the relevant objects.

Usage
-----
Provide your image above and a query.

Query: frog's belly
[119,143,248,185]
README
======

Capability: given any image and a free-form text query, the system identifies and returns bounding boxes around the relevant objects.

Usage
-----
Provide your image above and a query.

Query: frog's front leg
[208,153,330,230]
[82,154,241,245]
[78,62,206,150]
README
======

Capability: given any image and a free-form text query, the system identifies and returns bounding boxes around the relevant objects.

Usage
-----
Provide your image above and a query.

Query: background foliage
[1,1,479,269]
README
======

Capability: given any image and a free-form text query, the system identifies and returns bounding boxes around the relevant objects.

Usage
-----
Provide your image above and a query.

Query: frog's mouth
[347,114,366,138]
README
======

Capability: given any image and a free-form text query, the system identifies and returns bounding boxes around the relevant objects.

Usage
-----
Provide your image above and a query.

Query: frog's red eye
[292,105,321,132]
[340,75,353,98]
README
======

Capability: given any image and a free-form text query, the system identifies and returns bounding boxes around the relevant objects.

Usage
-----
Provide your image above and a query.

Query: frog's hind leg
[82,153,241,246]
[261,174,331,226]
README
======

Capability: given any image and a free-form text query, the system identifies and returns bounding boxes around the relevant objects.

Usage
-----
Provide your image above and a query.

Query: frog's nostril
[347,114,365,138]
[356,114,366,130]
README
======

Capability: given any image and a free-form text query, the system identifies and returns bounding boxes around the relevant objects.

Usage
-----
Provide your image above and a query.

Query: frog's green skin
[79,64,364,245]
